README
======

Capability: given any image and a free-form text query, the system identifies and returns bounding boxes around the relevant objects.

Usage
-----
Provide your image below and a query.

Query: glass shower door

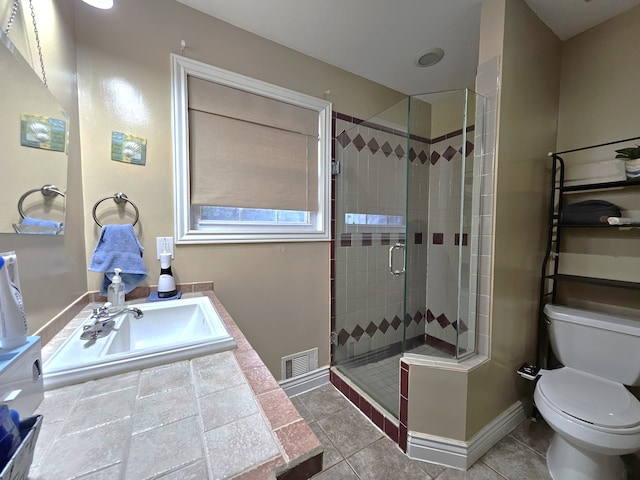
[332,99,410,415]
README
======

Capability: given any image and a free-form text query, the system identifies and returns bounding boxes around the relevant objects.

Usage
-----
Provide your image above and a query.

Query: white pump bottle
[107,268,125,312]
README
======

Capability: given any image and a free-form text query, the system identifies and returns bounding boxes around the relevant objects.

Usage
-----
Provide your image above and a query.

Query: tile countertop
[30,291,323,480]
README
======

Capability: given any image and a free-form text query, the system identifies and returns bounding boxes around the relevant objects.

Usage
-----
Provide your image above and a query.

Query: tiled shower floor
[292,383,640,480]
[336,343,447,416]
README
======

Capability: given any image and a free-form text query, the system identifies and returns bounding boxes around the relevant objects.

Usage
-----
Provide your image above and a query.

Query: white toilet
[534,304,640,480]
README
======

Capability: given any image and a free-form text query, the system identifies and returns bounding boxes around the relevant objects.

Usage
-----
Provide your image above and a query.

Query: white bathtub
[43,296,236,390]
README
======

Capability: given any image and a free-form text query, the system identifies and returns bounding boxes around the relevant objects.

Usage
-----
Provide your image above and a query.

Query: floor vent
[281,348,318,381]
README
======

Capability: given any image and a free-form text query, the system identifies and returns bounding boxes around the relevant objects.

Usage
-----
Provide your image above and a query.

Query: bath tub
[43,296,236,390]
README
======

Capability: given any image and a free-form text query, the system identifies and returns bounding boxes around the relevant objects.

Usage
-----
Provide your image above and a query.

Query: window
[171,54,332,243]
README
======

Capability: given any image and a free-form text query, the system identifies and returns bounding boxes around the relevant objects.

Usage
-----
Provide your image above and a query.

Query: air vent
[281,348,318,381]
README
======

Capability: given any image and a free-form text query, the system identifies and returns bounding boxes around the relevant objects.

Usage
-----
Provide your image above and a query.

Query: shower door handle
[388,243,406,276]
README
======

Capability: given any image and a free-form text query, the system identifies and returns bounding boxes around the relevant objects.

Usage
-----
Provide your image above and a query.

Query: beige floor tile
[480,435,551,480]
[297,383,351,421]
[347,437,430,480]
[317,404,383,458]
[311,460,359,479]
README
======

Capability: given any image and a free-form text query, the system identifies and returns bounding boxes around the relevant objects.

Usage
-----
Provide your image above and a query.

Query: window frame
[171,54,332,244]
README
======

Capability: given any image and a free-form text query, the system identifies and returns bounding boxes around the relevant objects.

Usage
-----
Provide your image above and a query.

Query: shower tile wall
[425,130,474,352]
[332,112,473,363]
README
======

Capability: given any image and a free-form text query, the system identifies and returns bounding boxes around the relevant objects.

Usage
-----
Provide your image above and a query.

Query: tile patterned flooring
[292,383,640,480]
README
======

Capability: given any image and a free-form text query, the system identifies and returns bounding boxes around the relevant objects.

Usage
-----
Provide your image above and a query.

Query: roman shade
[187,76,319,212]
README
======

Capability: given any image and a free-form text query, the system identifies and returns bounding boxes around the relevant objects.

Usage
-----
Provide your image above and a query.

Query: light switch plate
[156,237,174,259]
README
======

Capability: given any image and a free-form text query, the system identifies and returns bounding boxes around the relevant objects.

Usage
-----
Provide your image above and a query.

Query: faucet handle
[91,302,112,318]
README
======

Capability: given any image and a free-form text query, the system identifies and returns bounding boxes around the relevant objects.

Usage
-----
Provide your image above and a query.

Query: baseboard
[279,366,330,397]
[407,400,526,470]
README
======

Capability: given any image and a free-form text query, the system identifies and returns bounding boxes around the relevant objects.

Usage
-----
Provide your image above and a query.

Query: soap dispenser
[107,268,125,312]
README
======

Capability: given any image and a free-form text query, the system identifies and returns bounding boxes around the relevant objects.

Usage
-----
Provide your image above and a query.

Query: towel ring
[92,192,139,227]
[17,184,65,219]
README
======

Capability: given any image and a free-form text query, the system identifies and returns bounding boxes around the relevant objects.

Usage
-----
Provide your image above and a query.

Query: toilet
[534,304,640,480]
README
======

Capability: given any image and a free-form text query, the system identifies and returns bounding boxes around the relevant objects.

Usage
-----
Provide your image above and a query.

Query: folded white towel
[607,217,640,225]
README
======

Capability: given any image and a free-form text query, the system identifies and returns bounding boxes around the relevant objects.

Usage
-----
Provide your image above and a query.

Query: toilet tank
[544,304,640,385]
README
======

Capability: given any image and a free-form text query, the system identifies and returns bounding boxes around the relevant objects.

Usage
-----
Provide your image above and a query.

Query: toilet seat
[537,367,640,432]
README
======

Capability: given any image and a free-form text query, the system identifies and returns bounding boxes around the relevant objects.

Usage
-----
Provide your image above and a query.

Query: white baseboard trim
[279,366,330,397]
[407,400,526,470]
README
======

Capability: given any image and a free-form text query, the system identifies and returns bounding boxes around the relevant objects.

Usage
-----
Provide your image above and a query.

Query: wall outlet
[156,237,174,259]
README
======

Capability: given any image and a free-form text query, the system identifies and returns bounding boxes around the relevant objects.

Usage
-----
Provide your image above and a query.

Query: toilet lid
[538,368,640,429]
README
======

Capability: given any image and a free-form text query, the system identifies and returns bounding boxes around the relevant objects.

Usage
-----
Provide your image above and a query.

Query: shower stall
[331,89,486,417]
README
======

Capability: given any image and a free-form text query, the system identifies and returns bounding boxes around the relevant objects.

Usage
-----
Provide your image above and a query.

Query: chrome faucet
[80,303,143,340]
[90,303,143,322]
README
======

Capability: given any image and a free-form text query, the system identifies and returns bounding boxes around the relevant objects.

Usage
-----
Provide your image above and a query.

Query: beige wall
[402,0,562,442]
[0,0,87,334]
[466,0,561,438]
[554,5,640,315]
[73,0,405,377]
[557,6,640,151]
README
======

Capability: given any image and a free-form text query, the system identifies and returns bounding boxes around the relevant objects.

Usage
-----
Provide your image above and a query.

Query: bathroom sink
[43,296,236,390]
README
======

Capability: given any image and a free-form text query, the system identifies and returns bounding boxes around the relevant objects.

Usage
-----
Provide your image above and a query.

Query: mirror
[0,30,68,235]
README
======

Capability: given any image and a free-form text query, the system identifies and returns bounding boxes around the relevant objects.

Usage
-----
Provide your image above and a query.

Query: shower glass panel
[332,89,485,417]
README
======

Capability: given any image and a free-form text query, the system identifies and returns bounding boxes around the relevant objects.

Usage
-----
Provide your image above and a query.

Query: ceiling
[177,0,640,96]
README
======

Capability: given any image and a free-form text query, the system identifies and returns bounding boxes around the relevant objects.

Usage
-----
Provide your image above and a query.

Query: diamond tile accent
[405,313,413,326]
[452,319,469,333]
[408,148,417,162]
[394,144,405,159]
[418,150,428,164]
[379,319,390,333]
[365,322,378,337]
[337,329,350,346]
[352,134,366,151]
[381,141,393,157]
[391,315,402,330]
[443,145,457,161]
[430,151,440,165]
[414,311,424,323]
[436,314,450,328]
[336,130,351,148]
[426,310,435,323]
[351,324,365,340]
[367,138,380,154]
[466,140,474,156]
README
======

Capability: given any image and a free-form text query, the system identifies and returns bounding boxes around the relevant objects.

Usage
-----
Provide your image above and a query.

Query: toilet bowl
[535,367,640,479]
[535,304,640,480]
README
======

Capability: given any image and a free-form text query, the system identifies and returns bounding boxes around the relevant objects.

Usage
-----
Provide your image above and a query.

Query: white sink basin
[43,296,236,390]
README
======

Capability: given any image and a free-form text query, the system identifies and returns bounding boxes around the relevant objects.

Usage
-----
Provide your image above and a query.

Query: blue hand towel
[15,217,63,235]
[88,224,147,295]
